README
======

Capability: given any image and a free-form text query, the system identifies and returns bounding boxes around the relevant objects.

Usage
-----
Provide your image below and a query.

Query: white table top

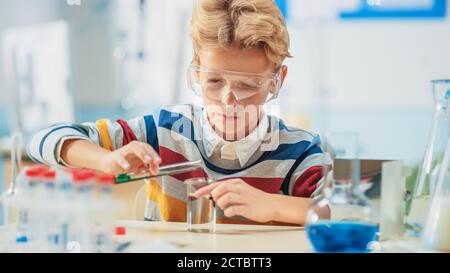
[112,220,311,253]
[0,220,438,253]
[111,221,437,253]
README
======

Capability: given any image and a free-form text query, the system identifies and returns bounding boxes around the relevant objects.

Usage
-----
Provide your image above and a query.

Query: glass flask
[421,86,450,252]
[1,132,23,225]
[305,132,378,253]
[406,80,450,236]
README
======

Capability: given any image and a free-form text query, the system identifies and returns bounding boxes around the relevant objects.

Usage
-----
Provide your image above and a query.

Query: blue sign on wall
[275,0,288,19]
[340,0,447,20]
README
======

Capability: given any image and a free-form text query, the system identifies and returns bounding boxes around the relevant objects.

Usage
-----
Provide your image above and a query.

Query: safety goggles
[187,63,283,104]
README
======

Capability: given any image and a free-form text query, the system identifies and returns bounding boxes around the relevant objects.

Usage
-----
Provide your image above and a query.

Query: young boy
[28,0,331,225]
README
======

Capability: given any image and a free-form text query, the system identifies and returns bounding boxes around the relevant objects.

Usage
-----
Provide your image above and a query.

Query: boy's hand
[193,179,276,223]
[99,141,161,176]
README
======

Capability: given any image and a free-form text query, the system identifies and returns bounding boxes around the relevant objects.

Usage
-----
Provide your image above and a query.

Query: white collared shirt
[200,109,274,167]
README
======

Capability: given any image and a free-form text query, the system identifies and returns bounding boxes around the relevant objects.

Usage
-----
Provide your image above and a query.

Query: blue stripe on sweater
[38,125,87,159]
[159,109,197,144]
[144,115,160,153]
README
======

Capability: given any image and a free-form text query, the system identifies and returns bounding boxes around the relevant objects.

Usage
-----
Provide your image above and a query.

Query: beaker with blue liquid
[305,133,378,253]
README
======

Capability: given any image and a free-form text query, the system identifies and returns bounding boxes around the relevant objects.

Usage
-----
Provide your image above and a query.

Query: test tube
[14,166,46,251]
[116,160,204,184]
[71,170,96,252]
[39,170,57,252]
[94,174,115,253]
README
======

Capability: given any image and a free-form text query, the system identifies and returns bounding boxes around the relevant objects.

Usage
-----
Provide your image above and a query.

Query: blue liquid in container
[305,221,378,253]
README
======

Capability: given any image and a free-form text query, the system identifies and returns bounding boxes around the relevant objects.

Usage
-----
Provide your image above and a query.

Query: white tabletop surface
[0,220,439,253]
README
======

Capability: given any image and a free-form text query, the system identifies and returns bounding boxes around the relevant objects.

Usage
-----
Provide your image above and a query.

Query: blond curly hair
[190,0,291,68]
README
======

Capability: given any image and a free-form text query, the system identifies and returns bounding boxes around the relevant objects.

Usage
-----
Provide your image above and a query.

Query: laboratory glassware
[422,83,450,251]
[185,178,216,233]
[115,160,204,184]
[406,79,450,236]
[6,166,122,253]
[305,132,378,253]
[1,132,23,225]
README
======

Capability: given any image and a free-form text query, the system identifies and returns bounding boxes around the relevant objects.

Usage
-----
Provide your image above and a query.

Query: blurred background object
[2,20,74,135]
[0,0,449,219]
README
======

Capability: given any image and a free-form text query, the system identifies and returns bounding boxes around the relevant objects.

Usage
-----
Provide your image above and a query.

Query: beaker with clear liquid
[406,80,450,236]
[185,178,216,233]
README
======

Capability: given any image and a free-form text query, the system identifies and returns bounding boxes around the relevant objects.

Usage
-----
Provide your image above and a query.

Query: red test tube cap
[41,170,56,180]
[72,169,96,183]
[25,165,49,177]
[115,226,126,235]
[97,174,115,185]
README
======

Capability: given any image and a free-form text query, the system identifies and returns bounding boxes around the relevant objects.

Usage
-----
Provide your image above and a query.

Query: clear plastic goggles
[187,64,283,104]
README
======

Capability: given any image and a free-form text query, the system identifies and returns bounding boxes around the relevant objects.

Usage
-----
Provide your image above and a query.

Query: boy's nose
[220,89,239,105]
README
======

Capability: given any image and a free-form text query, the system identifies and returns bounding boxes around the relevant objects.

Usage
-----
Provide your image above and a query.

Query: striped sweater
[28,104,332,225]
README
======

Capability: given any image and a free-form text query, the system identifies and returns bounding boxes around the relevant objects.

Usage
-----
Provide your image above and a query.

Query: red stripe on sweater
[291,166,323,197]
[117,119,138,146]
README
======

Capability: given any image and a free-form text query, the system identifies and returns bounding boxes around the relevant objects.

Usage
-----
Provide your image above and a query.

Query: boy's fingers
[129,145,159,175]
[148,161,160,176]
[216,192,244,210]
[139,142,161,163]
[131,147,150,165]
[141,151,161,174]
[115,155,130,171]
[211,182,239,201]
[131,144,159,175]
[141,149,160,176]
[224,205,247,218]
[193,182,221,198]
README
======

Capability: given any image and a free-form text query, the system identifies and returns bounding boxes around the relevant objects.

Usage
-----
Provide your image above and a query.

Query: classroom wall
[278,3,450,164]
[64,0,120,107]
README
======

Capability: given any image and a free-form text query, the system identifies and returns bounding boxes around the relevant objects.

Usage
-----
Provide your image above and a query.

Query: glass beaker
[305,132,378,253]
[185,178,216,233]
[406,79,450,236]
